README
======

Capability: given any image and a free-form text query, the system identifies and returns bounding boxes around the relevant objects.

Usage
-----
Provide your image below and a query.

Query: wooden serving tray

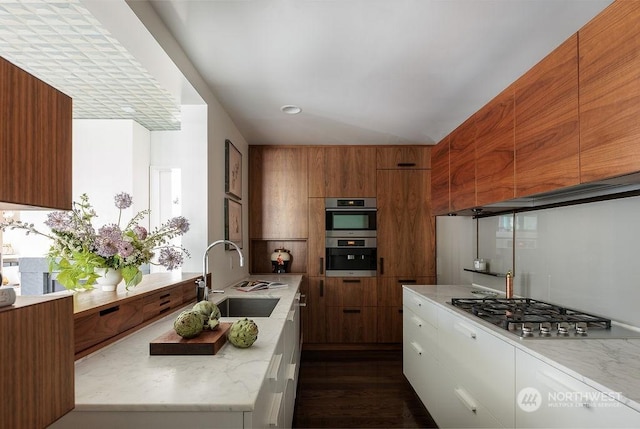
[149,322,231,355]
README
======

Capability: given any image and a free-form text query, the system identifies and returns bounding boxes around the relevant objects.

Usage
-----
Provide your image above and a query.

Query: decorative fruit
[192,300,221,326]
[207,316,220,331]
[227,318,259,348]
[173,310,204,339]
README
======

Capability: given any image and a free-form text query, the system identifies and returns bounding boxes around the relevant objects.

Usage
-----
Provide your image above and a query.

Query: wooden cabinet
[73,275,200,359]
[475,86,515,206]
[515,34,580,197]
[377,169,435,278]
[376,146,431,169]
[249,146,308,239]
[303,277,327,343]
[74,298,144,354]
[1,295,74,429]
[324,277,377,343]
[579,1,640,183]
[324,146,376,197]
[308,146,326,198]
[0,56,72,210]
[449,116,477,211]
[431,137,450,215]
[378,277,434,343]
[307,198,325,277]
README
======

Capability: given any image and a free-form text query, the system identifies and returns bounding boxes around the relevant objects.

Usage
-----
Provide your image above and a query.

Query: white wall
[437,195,640,328]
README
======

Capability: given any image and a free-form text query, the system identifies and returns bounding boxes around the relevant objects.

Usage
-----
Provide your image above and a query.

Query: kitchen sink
[216,297,280,317]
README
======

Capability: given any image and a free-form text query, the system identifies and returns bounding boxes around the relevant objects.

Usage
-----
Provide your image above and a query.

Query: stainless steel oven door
[325,237,377,277]
[325,198,377,238]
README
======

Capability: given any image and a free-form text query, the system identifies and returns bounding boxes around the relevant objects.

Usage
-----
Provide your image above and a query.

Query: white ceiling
[0,0,182,131]
[146,0,613,145]
[0,0,613,143]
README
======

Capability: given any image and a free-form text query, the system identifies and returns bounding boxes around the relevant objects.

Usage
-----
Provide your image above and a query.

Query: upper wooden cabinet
[249,146,308,239]
[324,146,376,197]
[0,56,72,210]
[475,86,515,206]
[449,116,476,211]
[515,34,580,197]
[431,137,450,215]
[308,146,326,198]
[579,1,640,183]
[376,146,431,169]
[377,169,435,278]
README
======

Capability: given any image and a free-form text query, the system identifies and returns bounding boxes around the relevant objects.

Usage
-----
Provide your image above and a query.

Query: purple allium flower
[114,192,133,210]
[168,216,190,234]
[133,225,148,240]
[117,241,134,258]
[158,247,184,270]
[45,211,73,232]
[95,224,123,257]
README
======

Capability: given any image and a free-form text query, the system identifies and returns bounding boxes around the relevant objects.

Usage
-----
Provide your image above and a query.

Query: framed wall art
[224,198,243,249]
[225,139,242,200]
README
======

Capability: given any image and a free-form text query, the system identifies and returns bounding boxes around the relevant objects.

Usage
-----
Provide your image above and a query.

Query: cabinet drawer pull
[343,309,361,314]
[160,300,171,307]
[454,322,477,339]
[398,308,403,314]
[411,315,424,328]
[454,388,478,413]
[410,341,423,355]
[342,279,361,283]
[320,257,324,275]
[379,257,384,275]
[398,279,417,284]
[287,310,295,322]
[159,307,171,315]
[160,293,171,300]
[320,280,324,297]
[537,371,591,408]
[268,391,283,426]
[397,162,416,167]
[413,298,422,308]
[99,305,119,317]
[268,353,283,381]
[287,363,297,381]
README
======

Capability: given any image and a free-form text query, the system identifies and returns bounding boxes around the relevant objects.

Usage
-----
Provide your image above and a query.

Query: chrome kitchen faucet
[196,240,245,300]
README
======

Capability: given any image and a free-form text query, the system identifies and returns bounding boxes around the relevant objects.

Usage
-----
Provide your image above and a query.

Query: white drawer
[515,349,640,428]
[438,307,515,427]
[403,288,438,328]
[403,307,438,360]
[403,332,440,415]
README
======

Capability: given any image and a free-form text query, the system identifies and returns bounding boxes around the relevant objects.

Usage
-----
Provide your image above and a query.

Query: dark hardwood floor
[292,349,438,429]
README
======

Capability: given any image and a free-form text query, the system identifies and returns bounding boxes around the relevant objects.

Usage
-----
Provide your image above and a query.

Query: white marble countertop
[404,284,640,413]
[70,274,303,413]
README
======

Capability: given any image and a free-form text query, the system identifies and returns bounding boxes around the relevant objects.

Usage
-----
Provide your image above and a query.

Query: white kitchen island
[50,274,303,429]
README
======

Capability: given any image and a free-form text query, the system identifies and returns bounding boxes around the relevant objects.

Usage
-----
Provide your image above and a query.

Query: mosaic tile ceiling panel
[0,0,181,131]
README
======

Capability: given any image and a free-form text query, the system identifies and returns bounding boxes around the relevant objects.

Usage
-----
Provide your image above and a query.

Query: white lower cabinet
[515,349,640,428]
[403,288,640,429]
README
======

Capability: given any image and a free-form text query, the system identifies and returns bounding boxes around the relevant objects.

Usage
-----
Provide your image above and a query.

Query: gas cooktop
[450,297,640,339]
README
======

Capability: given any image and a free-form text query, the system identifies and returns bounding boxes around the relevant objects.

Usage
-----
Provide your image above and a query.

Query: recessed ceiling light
[281,105,302,115]
[121,106,136,114]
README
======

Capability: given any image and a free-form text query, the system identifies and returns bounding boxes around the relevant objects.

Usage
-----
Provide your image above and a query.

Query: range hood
[456,172,640,217]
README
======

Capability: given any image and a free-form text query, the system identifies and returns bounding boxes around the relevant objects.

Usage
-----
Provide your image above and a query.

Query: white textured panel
[0,0,180,131]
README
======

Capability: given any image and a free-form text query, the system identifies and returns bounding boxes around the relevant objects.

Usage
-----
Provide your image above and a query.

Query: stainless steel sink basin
[216,297,280,317]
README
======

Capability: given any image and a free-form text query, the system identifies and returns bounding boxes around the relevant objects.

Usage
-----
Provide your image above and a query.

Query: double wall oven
[325,198,377,277]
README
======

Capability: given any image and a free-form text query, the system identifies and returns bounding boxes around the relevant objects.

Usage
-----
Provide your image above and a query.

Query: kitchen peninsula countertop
[64,274,302,414]
[404,284,640,413]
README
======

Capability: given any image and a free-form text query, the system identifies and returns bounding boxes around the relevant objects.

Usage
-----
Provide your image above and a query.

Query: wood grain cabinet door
[377,169,435,278]
[376,146,431,169]
[324,146,376,197]
[475,86,515,206]
[431,137,450,215]
[449,116,477,211]
[514,34,580,197]
[0,56,72,209]
[579,1,640,183]
[249,146,308,239]
[303,277,327,343]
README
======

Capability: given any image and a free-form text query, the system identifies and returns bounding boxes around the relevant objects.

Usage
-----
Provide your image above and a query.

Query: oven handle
[325,208,377,212]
